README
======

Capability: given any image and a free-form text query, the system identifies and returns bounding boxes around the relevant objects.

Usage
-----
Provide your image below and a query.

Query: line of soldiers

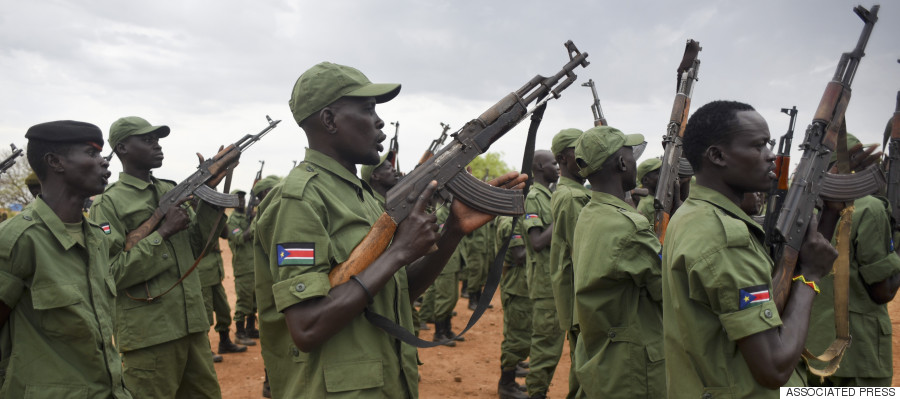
[1,61,898,399]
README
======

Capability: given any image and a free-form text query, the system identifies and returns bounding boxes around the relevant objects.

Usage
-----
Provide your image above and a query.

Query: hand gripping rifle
[771,5,880,313]
[124,116,281,251]
[389,121,400,171]
[328,40,590,286]
[0,144,23,176]
[886,60,900,231]
[763,106,799,251]
[417,122,451,167]
[653,39,702,242]
[581,79,607,126]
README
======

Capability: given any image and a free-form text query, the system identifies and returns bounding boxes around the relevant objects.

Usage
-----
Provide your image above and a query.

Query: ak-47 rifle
[886,60,900,232]
[771,5,880,313]
[245,160,265,225]
[329,40,590,286]
[0,144,23,176]
[581,79,607,126]
[763,106,799,251]
[417,122,451,167]
[124,116,281,251]
[653,39,702,242]
[389,121,400,171]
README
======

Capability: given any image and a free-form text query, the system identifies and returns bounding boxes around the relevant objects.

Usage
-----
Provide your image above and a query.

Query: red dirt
[210,240,897,398]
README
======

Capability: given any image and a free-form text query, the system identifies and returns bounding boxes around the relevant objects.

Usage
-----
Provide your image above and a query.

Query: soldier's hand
[796,214,838,282]
[391,181,441,265]
[241,229,252,243]
[157,197,192,239]
[448,171,528,234]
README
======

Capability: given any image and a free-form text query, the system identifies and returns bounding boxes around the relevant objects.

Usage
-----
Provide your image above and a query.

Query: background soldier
[635,157,661,224]
[226,189,259,344]
[0,121,130,398]
[496,215,531,399]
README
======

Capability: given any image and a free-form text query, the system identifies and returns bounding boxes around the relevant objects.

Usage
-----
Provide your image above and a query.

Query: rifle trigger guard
[445,173,524,217]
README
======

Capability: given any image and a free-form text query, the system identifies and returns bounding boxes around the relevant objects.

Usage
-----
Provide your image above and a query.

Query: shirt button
[764,309,773,319]
[295,283,306,292]
[292,347,300,356]
[153,239,160,244]
[22,215,31,221]
[702,393,712,399]
[306,165,314,172]
[162,253,169,260]
[608,331,616,339]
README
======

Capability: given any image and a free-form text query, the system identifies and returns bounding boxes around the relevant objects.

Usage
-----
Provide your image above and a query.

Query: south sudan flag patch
[100,222,111,235]
[739,284,770,310]
[276,242,315,266]
[232,227,241,235]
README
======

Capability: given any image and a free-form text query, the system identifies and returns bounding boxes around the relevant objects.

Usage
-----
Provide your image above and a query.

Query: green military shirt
[196,227,225,288]
[90,173,216,352]
[663,184,804,398]
[637,194,655,225]
[523,183,554,299]
[549,176,590,331]
[254,149,418,398]
[0,198,131,398]
[572,192,664,397]
[436,206,461,275]
[496,216,528,297]
[807,195,900,378]
[226,211,255,277]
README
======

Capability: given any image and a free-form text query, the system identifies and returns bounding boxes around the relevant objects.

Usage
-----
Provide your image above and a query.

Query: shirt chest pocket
[31,284,92,341]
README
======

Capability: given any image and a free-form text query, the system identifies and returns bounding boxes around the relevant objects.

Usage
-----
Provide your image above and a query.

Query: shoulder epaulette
[159,179,178,188]
[282,161,318,200]
[713,209,750,248]
[0,210,38,258]
[618,207,652,231]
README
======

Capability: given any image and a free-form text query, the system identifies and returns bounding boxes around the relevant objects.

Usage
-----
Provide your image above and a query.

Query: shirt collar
[688,184,763,233]
[303,148,373,195]
[531,182,552,197]
[590,191,633,210]
[558,176,589,193]
[117,172,157,190]
[30,197,91,250]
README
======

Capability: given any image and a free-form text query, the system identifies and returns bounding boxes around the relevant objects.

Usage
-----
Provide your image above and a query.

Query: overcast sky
[1,0,897,192]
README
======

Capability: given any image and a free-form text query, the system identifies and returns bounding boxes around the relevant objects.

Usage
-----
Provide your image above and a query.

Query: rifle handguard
[329,213,397,287]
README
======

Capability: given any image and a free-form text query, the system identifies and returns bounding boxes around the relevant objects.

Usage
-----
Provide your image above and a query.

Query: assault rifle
[0,144,23,176]
[124,116,281,251]
[653,39,702,241]
[329,40,590,286]
[389,121,400,171]
[763,106,799,252]
[771,5,880,313]
[581,79,607,126]
[417,122,452,167]
[886,60,900,231]
[245,160,265,224]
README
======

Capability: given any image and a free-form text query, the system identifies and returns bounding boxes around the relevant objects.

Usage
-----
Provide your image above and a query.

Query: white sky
[1,0,898,192]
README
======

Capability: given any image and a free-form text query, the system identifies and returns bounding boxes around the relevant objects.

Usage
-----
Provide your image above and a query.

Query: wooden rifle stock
[329,213,397,286]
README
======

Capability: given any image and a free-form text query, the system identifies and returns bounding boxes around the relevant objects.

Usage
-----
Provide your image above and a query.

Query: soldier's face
[372,161,398,188]
[332,97,387,166]
[534,152,559,183]
[719,111,776,193]
[120,132,165,170]
[60,143,111,196]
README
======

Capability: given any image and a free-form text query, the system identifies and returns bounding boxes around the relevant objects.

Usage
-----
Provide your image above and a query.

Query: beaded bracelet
[350,275,374,304]
[792,275,821,295]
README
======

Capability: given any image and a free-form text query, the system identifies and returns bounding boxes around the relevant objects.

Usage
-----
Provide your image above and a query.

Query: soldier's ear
[319,107,338,135]
[44,152,64,175]
[706,145,726,168]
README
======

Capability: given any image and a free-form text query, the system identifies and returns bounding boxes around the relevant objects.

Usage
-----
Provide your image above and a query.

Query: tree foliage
[0,148,35,209]
[467,152,513,181]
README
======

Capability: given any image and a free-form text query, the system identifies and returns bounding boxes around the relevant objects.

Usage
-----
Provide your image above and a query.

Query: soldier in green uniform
[360,151,397,205]
[571,126,665,397]
[522,149,563,399]
[663,100,840,397]
[0,121,131,398]
[424,205,465,345]
[24,171,41,198]
[226,190,256,343]
[635,157,661,224]
[90,116,222,398]
[254,62,524,398]
[806,135,900,387]
[496,216,531,399]
[197,207,249,357]
[464,221,494,309]
[547,128,586,399]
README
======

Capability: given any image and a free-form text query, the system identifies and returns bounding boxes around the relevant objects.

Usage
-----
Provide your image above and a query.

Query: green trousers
[424,271,460,321]
[465,253,490,294]
[233,272,256,322]
[527,297,565,396]
[500,291,533,370]
[202,283,232,333]
[121,331,222,398]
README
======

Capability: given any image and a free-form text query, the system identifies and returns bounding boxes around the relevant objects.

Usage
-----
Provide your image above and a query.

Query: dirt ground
[210,240,897,398]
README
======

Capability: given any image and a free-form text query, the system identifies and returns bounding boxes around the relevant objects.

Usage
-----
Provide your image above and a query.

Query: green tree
[0,147,34,209]
[467,152,513,181]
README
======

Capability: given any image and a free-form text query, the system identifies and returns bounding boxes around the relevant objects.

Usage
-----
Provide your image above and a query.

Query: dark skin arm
[867,273,900,304]
[528,224,553,252]
[510,246,526,267]
[737,216,838,389]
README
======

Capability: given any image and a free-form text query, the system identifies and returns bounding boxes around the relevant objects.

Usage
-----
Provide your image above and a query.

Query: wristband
[792,275,821,295]
[350,275,374,304]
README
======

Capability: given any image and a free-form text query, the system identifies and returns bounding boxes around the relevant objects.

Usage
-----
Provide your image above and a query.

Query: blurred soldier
[635,157,661,224]
[496,215,531,399]
[226,189,259,345]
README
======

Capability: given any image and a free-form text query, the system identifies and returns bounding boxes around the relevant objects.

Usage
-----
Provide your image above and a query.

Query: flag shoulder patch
[738,284,770,310]
[100,223,111,235]
[276,242,315,266]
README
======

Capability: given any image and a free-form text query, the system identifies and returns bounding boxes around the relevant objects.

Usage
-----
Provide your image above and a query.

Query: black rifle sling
[363,101,548,348]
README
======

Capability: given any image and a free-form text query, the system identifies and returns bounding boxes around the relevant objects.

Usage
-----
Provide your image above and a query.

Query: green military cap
[289,62,401,126]
[25,120,104,147]
[230,189,246,196]
[360,152,395,184]
[253,175,281,194]
[551,128,583,156]
[574,126,645,178]
[108,116,170,149]
[637,158,662,184]
[830,132,862,163]
[25,171,39,186]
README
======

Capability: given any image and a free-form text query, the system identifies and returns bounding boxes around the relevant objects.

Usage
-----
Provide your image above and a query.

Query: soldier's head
[361,151,398,195]
[253,175,281,202]
[533,150,559,186]
[24,171,41,198]
[109,116,170,171]
[551,128,583,182]
[637,157,662,191]
[25,120,110,197]
[683,100,775,195]
[575,126,645,193]
[231,189,247,211]
[290,62,400,170]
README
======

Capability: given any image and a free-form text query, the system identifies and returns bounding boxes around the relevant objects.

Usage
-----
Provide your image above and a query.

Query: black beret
[25,120,104,147]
